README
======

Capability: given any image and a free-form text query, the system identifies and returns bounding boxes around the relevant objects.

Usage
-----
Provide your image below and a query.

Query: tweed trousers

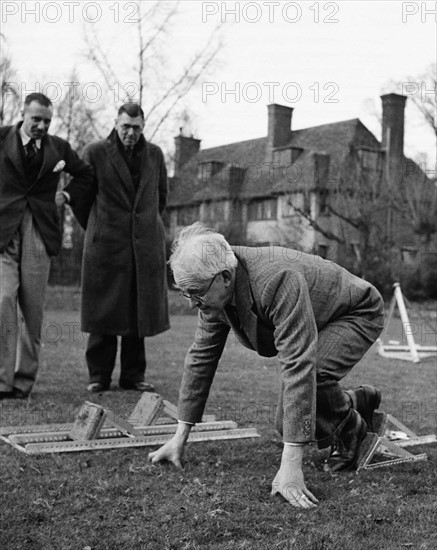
[0,208,51,394]
[276,303,384,448]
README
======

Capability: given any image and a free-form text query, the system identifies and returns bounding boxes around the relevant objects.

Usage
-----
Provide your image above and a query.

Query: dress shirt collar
[19,125,42,149]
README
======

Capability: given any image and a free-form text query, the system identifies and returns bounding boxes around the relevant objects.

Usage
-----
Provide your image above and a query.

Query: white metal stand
[376,283,437,363]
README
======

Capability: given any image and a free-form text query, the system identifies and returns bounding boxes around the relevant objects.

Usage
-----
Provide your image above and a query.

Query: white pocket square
[53,160,66,173]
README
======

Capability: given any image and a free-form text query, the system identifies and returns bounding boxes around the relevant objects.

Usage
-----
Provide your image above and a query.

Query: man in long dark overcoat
[73,103,169,393]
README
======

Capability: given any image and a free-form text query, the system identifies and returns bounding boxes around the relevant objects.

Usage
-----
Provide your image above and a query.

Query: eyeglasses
[179,273,219,302]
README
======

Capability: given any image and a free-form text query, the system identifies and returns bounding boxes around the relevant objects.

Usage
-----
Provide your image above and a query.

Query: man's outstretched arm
[148,421,192,469]
[148,313,229,466]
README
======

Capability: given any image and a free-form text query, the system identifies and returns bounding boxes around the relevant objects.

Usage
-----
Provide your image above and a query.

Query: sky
[2,0,436,169]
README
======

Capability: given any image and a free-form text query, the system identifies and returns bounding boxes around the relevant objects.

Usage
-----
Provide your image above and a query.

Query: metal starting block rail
[357,411,436,471]
[0,393,260,455]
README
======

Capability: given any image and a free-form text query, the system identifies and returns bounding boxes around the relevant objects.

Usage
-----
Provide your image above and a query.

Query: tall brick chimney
[381,93,407,184]
[174,129,201,177]
[267,104,293,154]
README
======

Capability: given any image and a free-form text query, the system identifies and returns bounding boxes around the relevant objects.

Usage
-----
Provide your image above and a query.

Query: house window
[273,147,303,167]
[360,150,381,171]
[206,200,227,221]
[248,199,277,221]
[281,193,310,217]
[281,200,295,218]
[318,190,329,216]
[273,149,290,166]
[197,161,223,182]
[176,205,200,226]
[401,245,418,264]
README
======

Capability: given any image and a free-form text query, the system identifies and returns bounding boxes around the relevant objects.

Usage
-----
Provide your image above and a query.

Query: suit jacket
[0,123,93,256]
[70,129,169,337]
[177,246,384,443]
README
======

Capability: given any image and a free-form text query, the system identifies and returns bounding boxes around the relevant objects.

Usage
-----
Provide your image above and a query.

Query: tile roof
[167,117,419,206]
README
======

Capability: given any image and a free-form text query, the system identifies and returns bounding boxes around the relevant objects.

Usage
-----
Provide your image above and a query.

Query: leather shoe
[87,382,110,393]
[12,388,30,399]
[119,381,155,392]
[326,409,368,472]
[0,388,30,400]
[345,385,381,432]
[0,391,15,400]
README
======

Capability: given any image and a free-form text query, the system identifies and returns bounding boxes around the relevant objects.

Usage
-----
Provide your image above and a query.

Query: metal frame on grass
[0,393,260,454]
[376,283,437,363]
[357,411,436,471]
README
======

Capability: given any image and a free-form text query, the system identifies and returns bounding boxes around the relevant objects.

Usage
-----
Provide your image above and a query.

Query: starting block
[0,393,260,455]
[357,411,436,471]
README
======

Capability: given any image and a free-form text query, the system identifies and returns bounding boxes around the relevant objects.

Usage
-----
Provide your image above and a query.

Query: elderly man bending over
[149,223,384,508]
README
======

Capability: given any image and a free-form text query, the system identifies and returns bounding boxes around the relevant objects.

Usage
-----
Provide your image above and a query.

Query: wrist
[175,421,192,443]
[281,443,304,464]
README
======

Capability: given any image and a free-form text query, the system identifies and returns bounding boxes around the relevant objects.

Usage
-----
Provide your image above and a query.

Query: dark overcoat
[73,130,170,337]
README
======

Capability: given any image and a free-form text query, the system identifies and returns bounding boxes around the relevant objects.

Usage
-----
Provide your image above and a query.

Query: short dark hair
[24,93,52,108]
[118,103,144,119]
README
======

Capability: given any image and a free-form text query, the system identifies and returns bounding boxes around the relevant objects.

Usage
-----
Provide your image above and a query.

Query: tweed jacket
[0,123,94,256]
[177,245,383,443]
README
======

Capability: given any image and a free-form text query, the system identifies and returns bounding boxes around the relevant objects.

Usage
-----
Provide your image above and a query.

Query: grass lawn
[1,306,436,550]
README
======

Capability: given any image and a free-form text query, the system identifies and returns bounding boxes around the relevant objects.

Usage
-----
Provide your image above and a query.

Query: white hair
[170,222,238,289]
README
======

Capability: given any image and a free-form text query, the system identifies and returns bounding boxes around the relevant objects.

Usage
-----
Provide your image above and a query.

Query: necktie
[26,139,37,160]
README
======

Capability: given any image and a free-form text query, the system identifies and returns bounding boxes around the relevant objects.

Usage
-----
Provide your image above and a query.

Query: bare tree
[46,70,104,281]
[0,34,21,125]
[403,63,436,137]
[289,143,437,290]
[52,69,103,153]
[83,1,222,142]
[398,160,437,244]
[290,149,404,280]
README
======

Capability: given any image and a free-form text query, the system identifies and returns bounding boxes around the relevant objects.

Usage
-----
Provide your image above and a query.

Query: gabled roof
[196,136,267,166]
[168,118,384,206]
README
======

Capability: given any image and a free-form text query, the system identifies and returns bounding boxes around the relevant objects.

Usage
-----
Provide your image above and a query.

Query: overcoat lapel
[3,125,25,179]
[105,131,136,201]
[134,139,154,209]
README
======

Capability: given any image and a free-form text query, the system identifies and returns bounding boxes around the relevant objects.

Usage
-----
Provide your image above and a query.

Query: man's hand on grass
[148,421,192,469]
[271,444,319,509]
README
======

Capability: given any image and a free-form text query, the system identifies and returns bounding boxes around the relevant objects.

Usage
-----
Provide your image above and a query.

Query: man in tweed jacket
[149,223,384,508]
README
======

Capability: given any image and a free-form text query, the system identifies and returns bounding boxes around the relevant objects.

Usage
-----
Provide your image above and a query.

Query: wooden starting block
[127,393,215,426]
[357,411,436,471]
[69,401,108,441]
[0,393,259,454]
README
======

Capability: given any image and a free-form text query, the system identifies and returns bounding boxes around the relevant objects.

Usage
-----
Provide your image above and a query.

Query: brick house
[166,93,435,272]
